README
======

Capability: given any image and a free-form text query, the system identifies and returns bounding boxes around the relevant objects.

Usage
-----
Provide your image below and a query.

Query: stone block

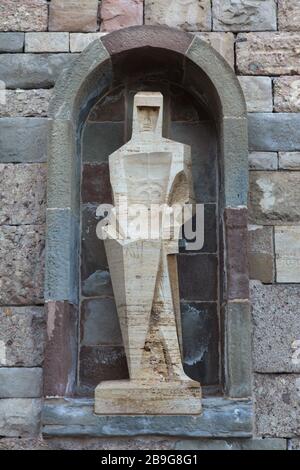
[248,114,300,152]
[0,89,52,118]
[49,0,99,32]
[251,281,300,373]
[100,0,143,32]
[237,33,300,75]
[275,226,300,283]
[254,374,300,437]
[0,225,44,305]
[25,33,69,53]
[249,171,300,225]
[248,226,274,283]
[274,77,300,113]
[0,306,45,368]
[175,438,286,450]
[249,152,278,171]
[81,163,112,204]
[177,254,218,302]
[0,54,76,89]
[238,76,272,112]
[0,163,46,225]
[89,86,125,122]
[223,302,252,398]
[81,298,122,346]
[83,122,125,163]
[0,399,42,437]
[0,368,42,398]
[0,0,48,32]
[278,0,300,32]
[0,118,48,163]
[290,439,300,450]
[82,270,113,298]
[212,0,277,32]
[45,209,79,303]
[70,33,106,52]
[0,32,24,52]
[145,0,211,32]
[279,152,300,170]
[195,32,234,69]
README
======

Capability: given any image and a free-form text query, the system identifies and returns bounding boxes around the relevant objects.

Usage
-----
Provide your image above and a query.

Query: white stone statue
[95,92,201,415]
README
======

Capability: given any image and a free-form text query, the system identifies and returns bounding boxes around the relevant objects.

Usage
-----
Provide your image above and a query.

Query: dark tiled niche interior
[79,82,220,396]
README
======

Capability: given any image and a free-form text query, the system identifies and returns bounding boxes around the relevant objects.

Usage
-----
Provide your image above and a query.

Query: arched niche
[44,26,251,410]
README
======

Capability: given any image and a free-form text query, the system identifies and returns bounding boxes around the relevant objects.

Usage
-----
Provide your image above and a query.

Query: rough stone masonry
[0,0,299,451]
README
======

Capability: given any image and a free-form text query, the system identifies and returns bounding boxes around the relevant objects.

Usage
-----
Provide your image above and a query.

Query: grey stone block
[0,118,48,163]
[83,122,125,163]
[0,225,45,305]
[248,113,300,152]
[175,438,286,450]
[0,163,46,225]
[81,298,122,346]
[0,368,42,398]
[0,33,24,52]
[82,270,113,297]
[0,89,52,118]
[248,226,275,283]
[254,374,300,437]
[42,397,253,438]
[0,54,76,89]
[0,306,45,367]
[290,439,300,450]
[45,208,79,304]
[0,399,42,437]
[223,302,252,399]
[251,281,300,373]
[249,171,300,225]
[249,152,278,171]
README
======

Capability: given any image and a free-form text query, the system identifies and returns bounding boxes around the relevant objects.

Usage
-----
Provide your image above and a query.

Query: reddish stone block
[49,0,99,32]
[100,0,143,32]
[44,302,78,397]
[224,208,249,300]
[81,163,112,204]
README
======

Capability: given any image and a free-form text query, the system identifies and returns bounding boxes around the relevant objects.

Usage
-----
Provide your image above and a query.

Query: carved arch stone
[44,26,251,430]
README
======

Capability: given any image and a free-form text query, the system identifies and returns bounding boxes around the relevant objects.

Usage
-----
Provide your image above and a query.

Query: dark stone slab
[42,397,253,437]
[170,85,210,122]
[89,86,125,122]
[82,122,124,163]
[81,298,122,346]
[248,113,300,152]
[79,345,129,388]
[181,302,219,387]
[0,118,48,163]
[81,163,112,205]
[0,33,24,52]
[82,270,113,298]
[177,254,218,302]
[180,203,217,254]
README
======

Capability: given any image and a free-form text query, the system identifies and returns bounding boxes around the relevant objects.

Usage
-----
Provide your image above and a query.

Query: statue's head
[132,92,163,139]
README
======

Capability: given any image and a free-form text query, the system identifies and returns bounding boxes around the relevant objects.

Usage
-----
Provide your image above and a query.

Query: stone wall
[0,0,299,450]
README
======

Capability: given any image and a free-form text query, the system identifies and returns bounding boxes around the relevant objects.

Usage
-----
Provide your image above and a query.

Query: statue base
[94,379,202,415]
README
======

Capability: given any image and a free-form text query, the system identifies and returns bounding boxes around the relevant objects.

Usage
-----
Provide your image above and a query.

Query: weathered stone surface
[0,54,76,89]
[0,0,48,32]
[70,33,106,52]
[82,270,113,297]
[0,399,42,437]
[249,171,300,225]
[0,163,46,225]
[100,0,143,32]
[49,0,99,32]
[176,438,287,450]
[145,0,211,32]
[83,122,124,163]
[196,32,234,69]
[290,439,300,450]
[254,374,300,437]
[279,152,300,170]
[278,0,300,32]
[213,0,277,32]
[0,118,48,163]
[0,306,45,367]
[81,163,112,204]
[0,32,24,52]
[237,33,300,75]
[0,89,51,118]
[249,152,278,171]
[0,368,42,398]
[0,225,44,305]
[248,226,274,283]
[42,397,253,437]
[251,281,300,373]
[275,226,300,283]
[178,254,218,302]
[274,77,300,113]
[81,298,122,346]
[248,114,300,152]
[238,76,272,112]
[25,33,69,53]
